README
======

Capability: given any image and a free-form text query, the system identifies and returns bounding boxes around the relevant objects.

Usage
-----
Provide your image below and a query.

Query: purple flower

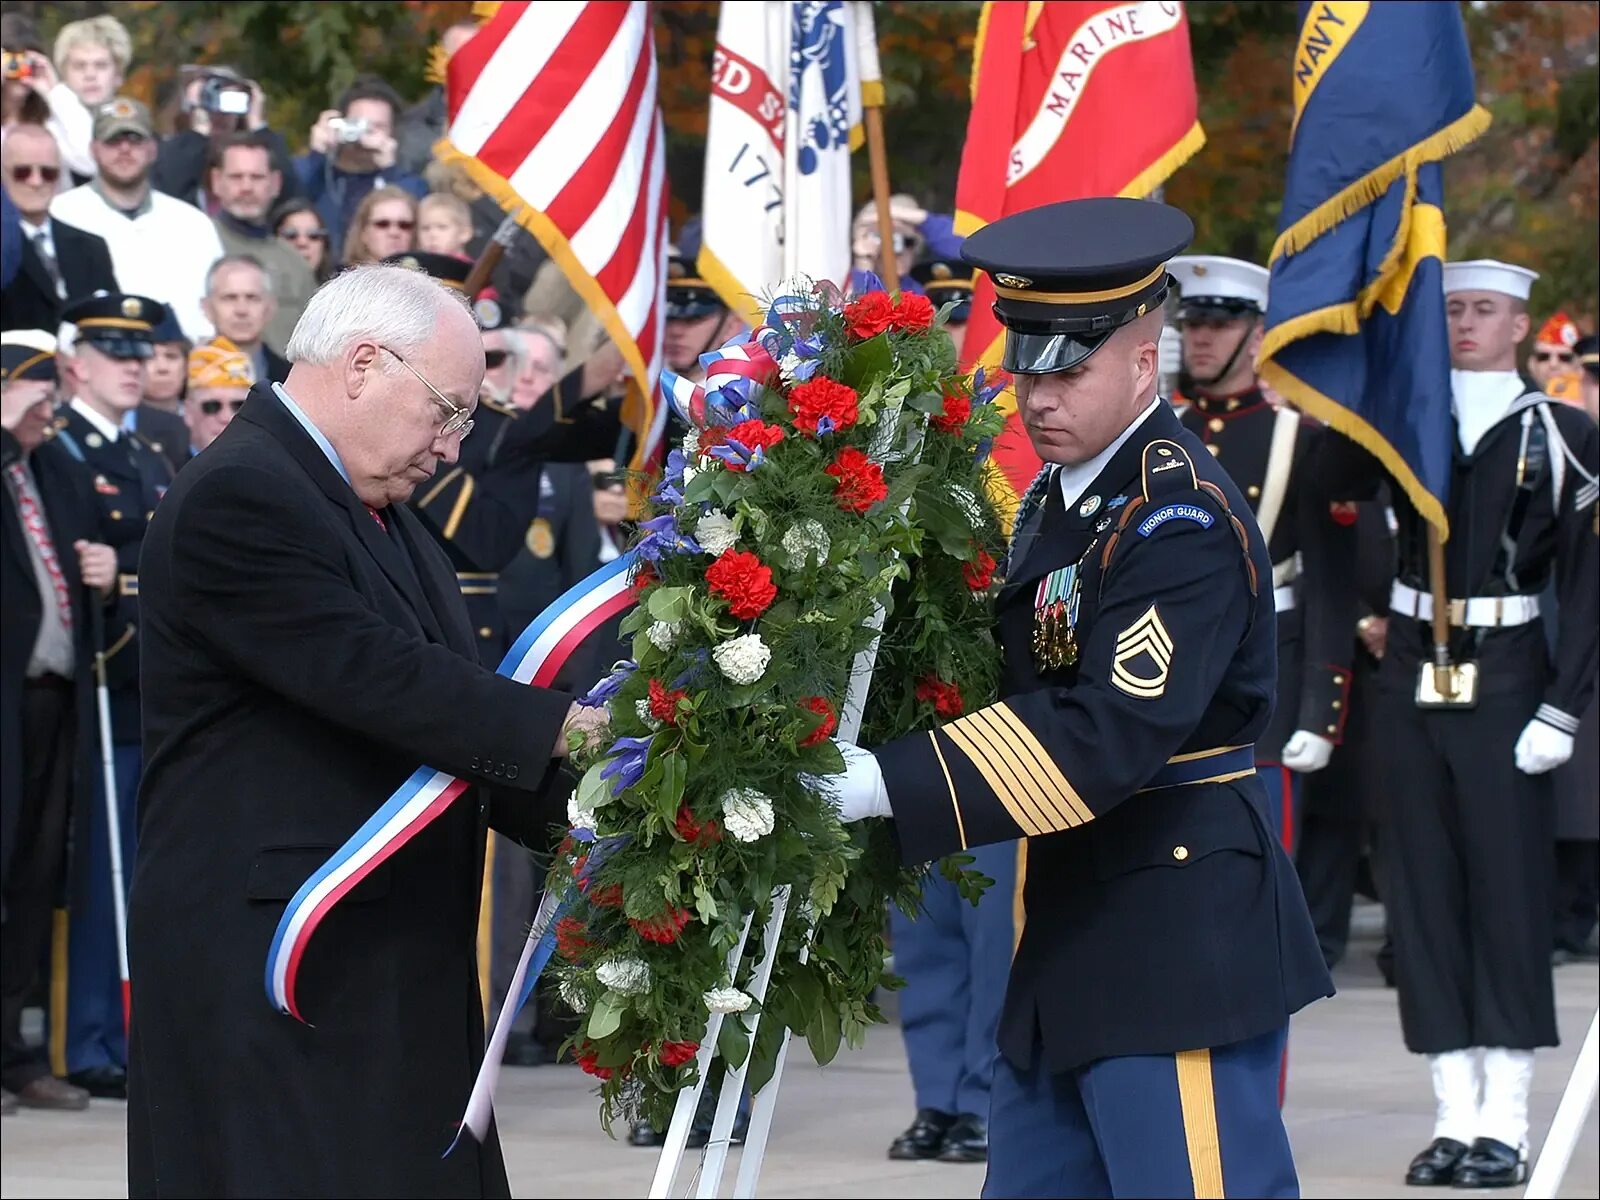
[672,649,708,691]
[973,367,1007,407]
[654,452,687,506]
[578,660,637,709]
[707,435,768,473]
[599,735,654,797]
[637,513,703,562]
[815,414,836,437]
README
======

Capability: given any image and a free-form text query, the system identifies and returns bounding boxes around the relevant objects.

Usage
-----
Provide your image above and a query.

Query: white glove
[830,740,892,822]
[1514,719,1574,775]
[1281,730,1335,773]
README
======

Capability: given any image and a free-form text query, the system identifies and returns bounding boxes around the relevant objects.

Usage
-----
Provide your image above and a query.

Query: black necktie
[32,231,64,299]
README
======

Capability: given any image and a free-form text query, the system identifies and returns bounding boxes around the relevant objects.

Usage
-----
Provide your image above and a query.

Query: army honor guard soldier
[832,197,1332,1199]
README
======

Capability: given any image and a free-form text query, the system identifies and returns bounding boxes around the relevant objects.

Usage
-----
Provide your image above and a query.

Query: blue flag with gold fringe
[1258,1,1490,536]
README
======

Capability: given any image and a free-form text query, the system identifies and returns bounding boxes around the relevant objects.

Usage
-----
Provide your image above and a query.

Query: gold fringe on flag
[472,1,503,22]
[1118,120,1207,203]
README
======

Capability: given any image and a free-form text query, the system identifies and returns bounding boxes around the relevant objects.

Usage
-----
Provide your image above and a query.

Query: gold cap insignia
[1192,264,1208,276]
[994,273,1033,290]
[121,297,142,318]
[399,256,420,271]
[474,297,503,329]
[932,262,953,281]
[668,259,686,279]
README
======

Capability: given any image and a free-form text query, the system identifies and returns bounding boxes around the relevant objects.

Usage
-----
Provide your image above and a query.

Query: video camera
[198,73,251,116]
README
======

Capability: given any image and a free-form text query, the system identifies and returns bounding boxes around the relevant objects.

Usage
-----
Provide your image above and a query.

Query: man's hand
[1514,718,1573,775]
[1357,614,1388,660]
[74,540,117,592]
[363,127,398,171]
[1281,730,1334,773]
[308,109,341,156]
[580,342,626,398]
[246,81,268,132]
[832,740,892,822]
[555,702,610,758]
[23,52,59,98]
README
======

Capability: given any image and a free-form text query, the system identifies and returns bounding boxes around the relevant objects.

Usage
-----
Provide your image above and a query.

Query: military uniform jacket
[1180,390,1358,754]
[53,404,173,741]
[1335,390,1599,726]
[876,401,1332,1073]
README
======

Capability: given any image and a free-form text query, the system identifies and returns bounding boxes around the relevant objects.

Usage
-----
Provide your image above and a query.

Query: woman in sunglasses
[340,185,417,268]
[271,198,334,285]
[183,336,254,456]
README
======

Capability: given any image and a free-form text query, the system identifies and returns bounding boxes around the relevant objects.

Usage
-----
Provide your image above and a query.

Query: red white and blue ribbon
[263,550,641,1021]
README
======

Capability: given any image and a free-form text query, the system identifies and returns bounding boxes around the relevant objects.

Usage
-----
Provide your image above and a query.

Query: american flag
[442,0,669,467]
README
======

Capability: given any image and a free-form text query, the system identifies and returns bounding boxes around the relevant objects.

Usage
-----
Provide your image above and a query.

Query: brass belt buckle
[1416,661,1479,709]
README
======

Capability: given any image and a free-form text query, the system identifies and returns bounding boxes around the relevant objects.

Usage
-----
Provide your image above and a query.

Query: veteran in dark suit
[126,263,597,1197]
[834,199,1332,1198]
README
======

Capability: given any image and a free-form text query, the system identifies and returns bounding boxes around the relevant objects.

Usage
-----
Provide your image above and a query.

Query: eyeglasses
[1531,350,1575,364]
[280,227,327,243]
[10,164,60,184]
[484,349,509,369]
[197,398,246,416]
[379,345,474,438]
[370,218,415,232]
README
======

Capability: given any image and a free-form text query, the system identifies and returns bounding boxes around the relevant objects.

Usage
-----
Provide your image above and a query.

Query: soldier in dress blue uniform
[48,292,176,1098]
[1166,256,1358,855]
[910,257,976,359]
[833,198,1333,1198]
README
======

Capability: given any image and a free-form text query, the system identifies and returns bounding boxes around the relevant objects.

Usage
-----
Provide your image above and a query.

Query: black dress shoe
[1451,1137,1527,1188]
[629,1120,666,1147]
[888,1108,955,1160]
[66,1066,126,1100]
[937,1113,988,1163]
[1404,1137,1469,1185]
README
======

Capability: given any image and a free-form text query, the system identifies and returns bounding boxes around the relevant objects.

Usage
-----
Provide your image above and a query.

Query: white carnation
[702,986,754,1014]
[778,352,809,386]
[946,483,985,526]
[558,978,591,1013]
[719,787,775,842]
[567,791,598,832]
[781,519,831,569]
[646,619,681,651]
[635,698,664,731]
[712,634,771,685]
[695,509,739,556]
[596,957,652,995]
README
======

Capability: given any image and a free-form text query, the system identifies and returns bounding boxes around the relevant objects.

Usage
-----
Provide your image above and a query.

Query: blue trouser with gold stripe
[56,743,140,1075]
[983,1026,1297,1198]
[891,841,1018,1118]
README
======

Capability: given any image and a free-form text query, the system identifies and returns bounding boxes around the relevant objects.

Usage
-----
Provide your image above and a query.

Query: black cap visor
[1002,327,1116,374]
[83,335,154,361]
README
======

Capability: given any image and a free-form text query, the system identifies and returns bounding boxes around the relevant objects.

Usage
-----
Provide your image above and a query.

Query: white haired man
[126,264,605,1197]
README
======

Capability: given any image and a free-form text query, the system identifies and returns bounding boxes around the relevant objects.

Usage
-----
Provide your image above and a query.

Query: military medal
[1033,565,1082,671]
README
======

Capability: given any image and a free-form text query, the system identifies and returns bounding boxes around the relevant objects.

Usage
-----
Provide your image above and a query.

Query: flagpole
[462,208,524,298]
[862,101,900,291]
[1426,527,1453,695]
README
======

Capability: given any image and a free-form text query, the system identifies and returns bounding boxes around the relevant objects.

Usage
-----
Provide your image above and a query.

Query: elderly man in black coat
[127,264,602,1196]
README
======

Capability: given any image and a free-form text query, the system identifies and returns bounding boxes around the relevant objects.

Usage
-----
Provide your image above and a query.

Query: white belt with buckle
[1390,581,1540,628]
[1273,585,1297,613]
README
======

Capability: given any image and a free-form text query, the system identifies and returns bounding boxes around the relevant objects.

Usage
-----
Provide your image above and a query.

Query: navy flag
[1258,1,1490,536]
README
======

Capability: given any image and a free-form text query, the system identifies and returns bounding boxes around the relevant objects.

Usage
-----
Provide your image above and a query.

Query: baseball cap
[93,96,154,143]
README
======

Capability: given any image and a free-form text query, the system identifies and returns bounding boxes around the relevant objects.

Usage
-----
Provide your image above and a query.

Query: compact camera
[3,51,34,82]
[329,117,369,144]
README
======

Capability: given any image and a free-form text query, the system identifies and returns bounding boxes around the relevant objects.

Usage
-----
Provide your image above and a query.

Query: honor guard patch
[1137,503,1214,537]
[1112,604,1173,699]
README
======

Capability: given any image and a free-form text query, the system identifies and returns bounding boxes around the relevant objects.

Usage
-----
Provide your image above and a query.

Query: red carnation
[962,548,996,591]
[649,678,687,725]
[697,427,727,457]
[825,446,889,514]
[675,805,722,846]
[706,548,778,620]
[787,376,859,437]
[587,882,624,909]
[631,564,658,599]
[629,906,692,945]
[843,290,896,340]
[932,391,971,435]
[892,292,936,332]
[799,696,837,747]
[574,1043,616,1080]
[726,419,786,459]
[658,1040,700,1068]
[555,915,591,962]
[916,674,965,718]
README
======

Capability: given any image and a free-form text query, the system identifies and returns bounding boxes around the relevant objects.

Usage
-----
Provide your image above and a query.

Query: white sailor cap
[1442,259,1539,301]
[1168,255,1269,318]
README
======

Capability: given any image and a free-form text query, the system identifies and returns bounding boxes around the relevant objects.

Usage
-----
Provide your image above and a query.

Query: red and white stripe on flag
[440,0,669,468]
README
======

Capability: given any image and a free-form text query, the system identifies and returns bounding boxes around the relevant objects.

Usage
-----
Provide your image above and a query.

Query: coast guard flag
[440,0,669,468]
[953,1,1205,521]
[1257,1,1490,536]
[699,1,881,325]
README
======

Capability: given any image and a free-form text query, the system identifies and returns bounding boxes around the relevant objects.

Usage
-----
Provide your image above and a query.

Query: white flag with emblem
[699,1,879,325]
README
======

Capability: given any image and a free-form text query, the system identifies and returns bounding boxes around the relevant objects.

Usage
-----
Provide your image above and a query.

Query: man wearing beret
[1,331,117,1114]
[834,197,1331,1197]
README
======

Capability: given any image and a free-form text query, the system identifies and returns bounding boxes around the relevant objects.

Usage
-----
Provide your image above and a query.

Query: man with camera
[152,66,300,214]
[207,132,314,352]
[293,78,426,260]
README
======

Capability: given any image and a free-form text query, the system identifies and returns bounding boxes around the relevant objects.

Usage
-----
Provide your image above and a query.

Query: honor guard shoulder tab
[1139,439,1199,501]
[478,394,518,418]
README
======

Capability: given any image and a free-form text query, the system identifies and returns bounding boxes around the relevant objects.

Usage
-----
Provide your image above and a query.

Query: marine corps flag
[698,1,881,325]
[1258,2,1490,535]
[955,1,1205,517]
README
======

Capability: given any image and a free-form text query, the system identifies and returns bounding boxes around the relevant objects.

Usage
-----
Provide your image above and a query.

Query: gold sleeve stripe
[443,474,476,540]
[927,732,968,851]
[942,721,1049,836]
[986,703,1094,826]
[1166,744,1247,764]
[417,465,463,509]
[962,708,1082,832]
[963,710,1077,833]
[1175,1049,1225,1199]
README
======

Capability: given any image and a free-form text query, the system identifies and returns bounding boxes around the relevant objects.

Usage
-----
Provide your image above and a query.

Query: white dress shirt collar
[70,397,123,444]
